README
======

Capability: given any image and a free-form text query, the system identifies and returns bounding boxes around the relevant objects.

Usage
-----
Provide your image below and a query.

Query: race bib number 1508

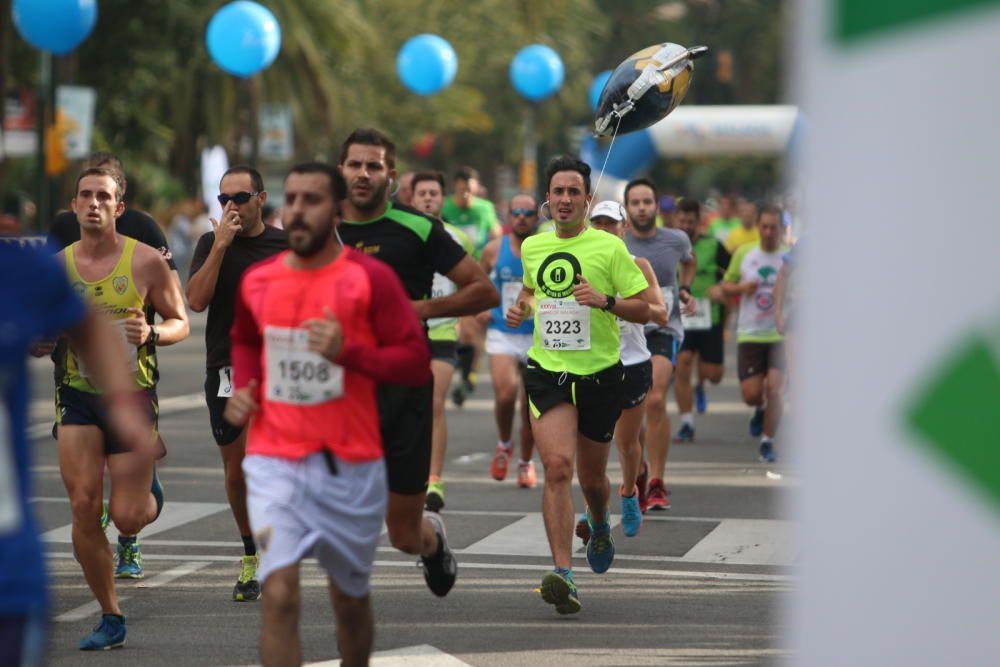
[264,326,344,406]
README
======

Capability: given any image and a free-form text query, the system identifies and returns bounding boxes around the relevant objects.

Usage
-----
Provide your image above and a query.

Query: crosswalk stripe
[682,518,795,566]
[304,643,473,667]
[41,501,229,543]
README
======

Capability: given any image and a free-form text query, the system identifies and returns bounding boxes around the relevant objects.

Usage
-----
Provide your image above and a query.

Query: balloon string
[586,114,623,220]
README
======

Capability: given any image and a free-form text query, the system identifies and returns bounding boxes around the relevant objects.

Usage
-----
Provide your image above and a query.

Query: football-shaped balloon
[594,42,704,137]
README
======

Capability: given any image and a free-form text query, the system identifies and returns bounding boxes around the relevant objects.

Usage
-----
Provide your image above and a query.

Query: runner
[707,193,741,244]
[1,242,153,665]
[394,171,415,207]
[720,204,788,462]
[409,170,474,512]
[186,165,287,601]
[479,193,538,487]
[674,198,731,441]
[623,178,696,512]
[336,128,497,597]
[585,201,666,538]
[56,166,189,649]
[224,161,430,667]
[724,199,760,253]
[45,151,180,578]
[507,156,650,614]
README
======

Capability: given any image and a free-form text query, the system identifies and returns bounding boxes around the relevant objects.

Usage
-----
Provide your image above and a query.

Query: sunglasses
[510,208,537,217]
[217,191,259,206]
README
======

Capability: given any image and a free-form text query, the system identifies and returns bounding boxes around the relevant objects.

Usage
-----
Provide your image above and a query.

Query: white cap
[589,200,626,223]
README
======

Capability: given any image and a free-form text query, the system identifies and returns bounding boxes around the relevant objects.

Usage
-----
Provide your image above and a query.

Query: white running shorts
[243,452,387,598]
[486,329,533,364]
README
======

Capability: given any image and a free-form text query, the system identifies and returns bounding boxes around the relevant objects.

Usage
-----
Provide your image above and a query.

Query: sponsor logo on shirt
[536,252,583,299]
[113,276,128,295]
[353,242,381,255]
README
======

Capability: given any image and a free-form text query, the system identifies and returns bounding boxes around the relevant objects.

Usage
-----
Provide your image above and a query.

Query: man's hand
[224,379,260,427]
[571,275,606,309]
[707,284,725,303]
[303,307,344,361]
[680,290,697,316]
[506,299,531,328]
[739,280,760,297]
[29,339,56,357]
[122,307,151,346]
[211,209,242,250]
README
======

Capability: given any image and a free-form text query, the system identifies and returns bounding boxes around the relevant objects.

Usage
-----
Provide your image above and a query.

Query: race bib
[681,298,712,331]
[502,280,523,315]
[264,326,343,406]
[79,319,138,379]
[426,272,458,330]
[538,299,591,350]
[217,366,234,398]
[661,286,676,315]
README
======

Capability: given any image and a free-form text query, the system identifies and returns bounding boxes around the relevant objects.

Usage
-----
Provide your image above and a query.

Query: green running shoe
[115,539,143,579]
[233,554,262,601]
[99,502,110,530]
[539,570,581,615]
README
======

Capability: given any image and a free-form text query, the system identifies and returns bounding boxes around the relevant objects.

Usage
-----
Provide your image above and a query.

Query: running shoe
[636,462,649,514]
[79,613,126,651]
[115,539,143,579]
[425,480,445,513]
[759,440,777,463]
[695,384,708,414]
[585,512,615,574]
[151,466,165,521]
[233,554,262,601]
[450,380,474,407]
[575,512,591,546]
[539,570,581,615]
[490,444,511,481]
[749,407,765,438]
[517,461,537,488]
[620,492,642,537]
[419,512,457,597]
[646,478,671,511]
[673,423,695,443]
[99,501,110,530]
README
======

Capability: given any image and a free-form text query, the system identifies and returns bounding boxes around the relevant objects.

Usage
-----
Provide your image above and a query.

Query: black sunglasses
[510,208,537,217]
[217,191,259,206]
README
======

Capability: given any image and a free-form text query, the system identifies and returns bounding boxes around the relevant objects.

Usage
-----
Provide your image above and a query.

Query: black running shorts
[429,340,458,367]
[523,361,625,444]
[621,360,653,410]
[645,330,679,365]
[378,380,433,495]
[56,385,159,456]
[737,342,786,381]
[204,368,246,446]
[680,323,725,365]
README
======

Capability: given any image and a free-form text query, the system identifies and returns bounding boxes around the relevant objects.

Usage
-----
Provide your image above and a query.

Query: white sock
[499,440,513,451]
[519,459,531,466]
[760,436,773,445]
[681,412,694,427]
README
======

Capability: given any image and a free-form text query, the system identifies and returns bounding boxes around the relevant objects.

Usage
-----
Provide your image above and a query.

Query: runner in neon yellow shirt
[505,156,648,615]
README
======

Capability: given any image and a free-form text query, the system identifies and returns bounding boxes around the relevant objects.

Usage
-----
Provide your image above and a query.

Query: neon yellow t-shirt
[724,225,760,254]
[522,226,648,375]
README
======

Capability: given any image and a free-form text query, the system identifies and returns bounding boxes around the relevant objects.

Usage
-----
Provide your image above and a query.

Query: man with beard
[225,162,429,666]
[336,128,498,598]
[624,178,696,512]
[479,194,539,488]
[187,166,287,601]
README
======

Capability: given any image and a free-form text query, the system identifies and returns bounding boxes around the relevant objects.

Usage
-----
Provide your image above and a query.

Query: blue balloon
[510,45,564,102]
[397,34,458,96]
[12,0,97,55]
[207,1,282,78]
[588,70,613,113]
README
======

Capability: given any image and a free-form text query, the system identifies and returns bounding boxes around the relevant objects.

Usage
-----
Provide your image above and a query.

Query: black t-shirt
[337,203,466,301]
[49,208,177,271]
[189,226,288,369]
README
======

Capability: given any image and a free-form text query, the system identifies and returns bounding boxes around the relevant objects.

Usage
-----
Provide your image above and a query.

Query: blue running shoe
[620,493,641,537]
[539,570,581,615]
[99,501,110,530]
[673,423,695,443]
[115,539,143,579]
[150,467,164,521]
[585,512,615,574]
[749,407,765,438]
[79,613,126,650]
[695,384,707,414]
[759,440,777,463]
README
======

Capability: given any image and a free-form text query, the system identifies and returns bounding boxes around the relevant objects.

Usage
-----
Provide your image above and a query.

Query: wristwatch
[602,295,616,311]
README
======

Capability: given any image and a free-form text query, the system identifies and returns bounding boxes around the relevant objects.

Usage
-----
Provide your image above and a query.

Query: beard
[631,214,656,232]
[349,179,389,214]
[512,225,534,240]
[288,218,333,257]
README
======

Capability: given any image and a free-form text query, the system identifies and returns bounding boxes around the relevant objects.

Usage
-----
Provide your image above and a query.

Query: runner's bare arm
[138,245,190,345]
[678,255,697,304]
[573,275,649,324]
[414,255,499,320]
[186,212,240,311]
[476,239,500,325]
[636,258,667,327]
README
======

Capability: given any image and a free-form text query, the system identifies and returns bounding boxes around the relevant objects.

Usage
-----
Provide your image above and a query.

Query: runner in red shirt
[224,162,429,667]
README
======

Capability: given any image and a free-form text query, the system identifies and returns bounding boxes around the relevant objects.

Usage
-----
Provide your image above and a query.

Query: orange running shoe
[490,444,512,481]
[517,461,537,488]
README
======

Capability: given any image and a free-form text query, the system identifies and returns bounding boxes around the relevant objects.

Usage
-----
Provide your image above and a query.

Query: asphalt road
[27,312,793,666]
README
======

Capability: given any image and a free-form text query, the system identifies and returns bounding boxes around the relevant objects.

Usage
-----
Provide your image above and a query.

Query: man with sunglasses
[478,194,539,488]
[187,165,287,601]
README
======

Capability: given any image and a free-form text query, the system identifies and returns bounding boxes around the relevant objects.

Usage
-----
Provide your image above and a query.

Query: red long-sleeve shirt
[231,247,431,462]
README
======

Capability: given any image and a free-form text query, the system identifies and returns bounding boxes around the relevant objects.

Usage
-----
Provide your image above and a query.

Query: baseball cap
[589,200,626,222]
[659,195,677,212]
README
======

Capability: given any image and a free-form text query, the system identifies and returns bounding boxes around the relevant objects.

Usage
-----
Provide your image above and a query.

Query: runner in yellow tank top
[55,167,189,651]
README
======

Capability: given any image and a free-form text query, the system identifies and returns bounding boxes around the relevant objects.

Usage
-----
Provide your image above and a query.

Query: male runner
[586,201,666,538]
[507,156,649,614]
[674,198,731,441]
[57,167,189,649]
[187,165,287,600]
[394,171,415,207]
[410,170,474,511]
[45,151,180,578]
[336,128,497,597]
[623,178,696,511]
[225,162,430,667]
[707,193,741,244]
[721,204,788,462]
[724,198,760,254]
[479,194,538,487]
[1,242,152,665]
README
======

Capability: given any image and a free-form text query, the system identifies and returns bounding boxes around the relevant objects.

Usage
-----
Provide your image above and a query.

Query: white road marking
[461,512,621,557]
[42,501,229,543]
[305,643,473,667]
[682,519,795,566]
[56,599,125,623]
[135,560,212,589]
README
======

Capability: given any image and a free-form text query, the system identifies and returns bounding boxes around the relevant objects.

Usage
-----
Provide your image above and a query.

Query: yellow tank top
[62,237,156,392]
